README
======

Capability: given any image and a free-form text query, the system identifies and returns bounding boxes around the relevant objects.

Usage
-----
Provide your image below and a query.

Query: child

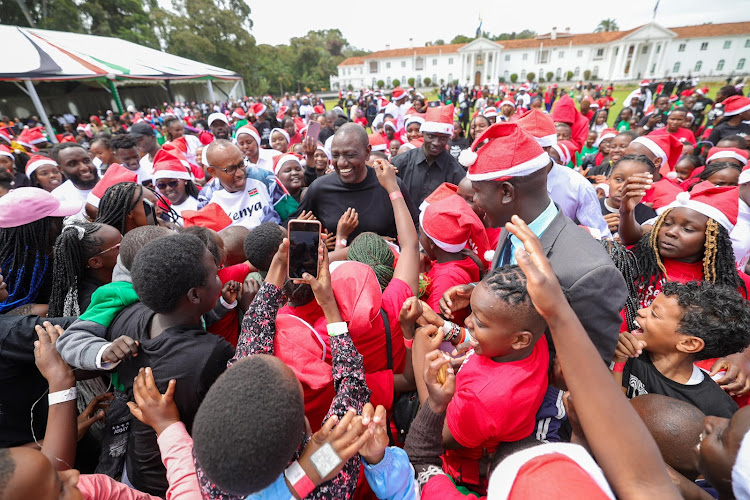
[612,281,750,418]
[244,221,284,283]
[600,154,658,236]
[615,107,633,131]
[413,265,549,493]
[576,130,598,165]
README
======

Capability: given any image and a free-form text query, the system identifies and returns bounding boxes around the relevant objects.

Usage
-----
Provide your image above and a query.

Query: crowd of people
[1,74,750,500]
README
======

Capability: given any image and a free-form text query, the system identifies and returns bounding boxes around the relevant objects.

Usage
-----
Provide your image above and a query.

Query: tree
[499,77,506,83]
[527,72,536,82]
[539,77,545,83]
[433,39,445,46]
[392,79,401,87]
[408,77,415,87]
[546,71,554,82]
[451,34,474,44]
[566,71,574,81]
[80,0,160,48]
[595,18,619,32]
[491,30,537,41]
[510,73,518,83]
[423,77,432,86]
[584,69,592,80]
[1,0,84,31]
[377,79,385,88]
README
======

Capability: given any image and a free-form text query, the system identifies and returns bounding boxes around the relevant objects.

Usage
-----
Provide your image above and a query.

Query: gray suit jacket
[491,209,628,363]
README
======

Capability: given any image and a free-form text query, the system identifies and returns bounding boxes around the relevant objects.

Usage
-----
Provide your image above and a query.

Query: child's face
[706,167,740,187]
[464,282,531,358]
[609,135,632,163]
[599,138,613,155]
[586,131,597,147]
[634,293,683,354]
[389,140,401,158]
[699,406,750,498]
[657,207,708,262]
[608,160,651,209]
[5,447,83,500]
[556,124,572,141]
[674,159,697,181]
[196,248,223,313]
[621,108,632,120]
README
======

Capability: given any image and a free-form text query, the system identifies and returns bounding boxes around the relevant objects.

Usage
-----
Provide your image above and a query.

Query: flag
[475,15,483,38]
[653,0,660,18]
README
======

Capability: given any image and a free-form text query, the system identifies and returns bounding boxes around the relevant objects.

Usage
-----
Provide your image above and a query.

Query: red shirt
[649,127,696,146]
[425,257,480,326]
[444,335,550,488]
[208,263,251,346]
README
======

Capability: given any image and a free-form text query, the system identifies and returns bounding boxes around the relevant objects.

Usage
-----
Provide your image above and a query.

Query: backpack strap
[381,308,392,371]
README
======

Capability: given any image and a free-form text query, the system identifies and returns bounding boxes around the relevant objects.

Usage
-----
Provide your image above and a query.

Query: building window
[432,73,437,82]
[448,73,453,82]
[556,68,562,78]
[521,70,526,80]
[593,65,599,77]
[746,39,750,48]
[466,55,471,63]
[739,58,746,70]
[401,61,406,68]
[574,66,580,76]
[522,53,528,61]
[537,50,549,64]
[504,54,510,61]
[656,44,661,53]
[673,62,681,73]
[347,68,351,75]
[577,50,583,57]
[642,45,648,54]
[594,48,604,60]
[489,54,493,63]
[386,62,391,69]
[386,77,391,86]
[717,59,725,71]
[402,75,406,83]
[432,58,437,65]
[558,51,564,58]
[448,57,454,64]
[694,61,702,72]
[700,42,708,50]
[415,57,424,71]
[504,70,509,78]
[724,41,731,49]
[369,61,378,74]
[650,64,656,74]
[615,47,619,56]
[678,43,686,52]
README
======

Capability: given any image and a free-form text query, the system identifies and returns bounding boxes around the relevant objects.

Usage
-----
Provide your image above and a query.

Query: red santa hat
[461,123,550,181]
[488,443,615,500]
[232,107,245,119]
[418,182,458,212]
[251,102,267,117]
[666,181,739,232]
[483,106,498,118]
[640,79,650,86]
[276,105,289,122]
[551,140,578,166]
[25,155,57,178]
[383,119,398,131]
[515,109,557,148]
[235,124,261,148]
[272,153,302,175]
[368,133,387,151]
[86,164,138,208]
[420,195,490,257]
[598,128,617,142]
[152,149,192,182]
[739,163,750,185]
[420,104,454,135]
[696,87,709,96]
[722,95,750,117]
[391,87,408,101]
[16,126,46,150]
[0,128,12,145]
[405,115,425,129]
[680,89,694,98]
[313,105,326,114]
[499,99,516,108]
[181,203,233,232]
[707,147,748,166]
[0,145,14,161]
[631,134,683,170]
[270,128,290,144]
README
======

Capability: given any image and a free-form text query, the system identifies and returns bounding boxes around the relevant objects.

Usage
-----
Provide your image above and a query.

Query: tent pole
[206,79,216,103]
[229,80,240,99]
[108,79,124,115]
[24,80,58,144]
[165,80,175,104]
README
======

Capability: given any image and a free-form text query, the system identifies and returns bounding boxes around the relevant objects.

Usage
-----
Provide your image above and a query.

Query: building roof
[338,21,750,67]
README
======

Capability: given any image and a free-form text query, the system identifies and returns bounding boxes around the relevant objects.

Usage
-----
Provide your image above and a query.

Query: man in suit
[443,122,627,364]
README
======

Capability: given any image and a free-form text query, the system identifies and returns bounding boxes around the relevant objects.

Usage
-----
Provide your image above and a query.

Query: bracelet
[612,362,626,373]
[284,461,316,499]
[455,328,466,345]
[389,190,403,201]
[326,322,349,337]
[336,238,347,247]
[403,337,413,349]
[48,387,77,406]
[441,321,461,342]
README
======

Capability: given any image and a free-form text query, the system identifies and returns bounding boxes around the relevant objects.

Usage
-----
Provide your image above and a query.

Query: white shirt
[170,196,199,225]
[732,200,750,271]
[249,148,281,172]
[136,155,154,184]
[547,163,611,239]
[208,178,273,230]
[52,180,91,221]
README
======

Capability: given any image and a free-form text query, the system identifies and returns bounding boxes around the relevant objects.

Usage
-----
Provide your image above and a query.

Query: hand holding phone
[288,219,322,280]
[307,121,321,144]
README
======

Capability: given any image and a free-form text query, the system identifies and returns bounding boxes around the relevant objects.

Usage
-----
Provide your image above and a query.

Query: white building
[331,21,750,90]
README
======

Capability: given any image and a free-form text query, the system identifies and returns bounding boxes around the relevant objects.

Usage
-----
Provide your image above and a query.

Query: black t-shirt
[254,120,271,146]
[623,353,738,418]
[293,167,418,239]
[448,139,470,160]
[600,197,656,225]
[0,315,76,447]
[638,112,668,130]
[107,303,234,496]
[707,121,750,148]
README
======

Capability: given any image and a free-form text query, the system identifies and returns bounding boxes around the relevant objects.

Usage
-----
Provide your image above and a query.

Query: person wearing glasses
[151,149,200,225]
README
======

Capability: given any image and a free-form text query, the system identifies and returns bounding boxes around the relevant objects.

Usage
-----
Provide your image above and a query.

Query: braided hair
[482,265,546,333]
[0,218,57,313]
[347,232,394,291]
[633,208,744,305]
[95,182,143,235]
[697,161,742,183]
[48,223,105,317]
[600,239,640,329]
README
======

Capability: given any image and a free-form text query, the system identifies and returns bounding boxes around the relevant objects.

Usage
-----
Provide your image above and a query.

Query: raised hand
[238,276,260,311]
[619,173,653,214]
[34,322,74,390]
[126,367,180,436]
[372,158,399,194]
[78,392,113,440]
[614,331,647,364]
[358,403,389,465]
[423,350,456,414]
[336,208,359,241]
[221,280,241,304]
[102,335,139,364]
[439,284,474,319]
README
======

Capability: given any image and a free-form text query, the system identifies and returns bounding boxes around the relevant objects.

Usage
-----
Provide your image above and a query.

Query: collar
[603,199,618,213]
[507,199,558,265]
[416,145,449,168]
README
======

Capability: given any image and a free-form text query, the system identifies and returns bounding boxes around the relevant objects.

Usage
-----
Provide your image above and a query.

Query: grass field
[325,82,728,128]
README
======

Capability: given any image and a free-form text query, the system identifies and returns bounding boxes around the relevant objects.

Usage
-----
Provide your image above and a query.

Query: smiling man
[391,104,466,209]
[292,123,418,239]
[51,143,99,219]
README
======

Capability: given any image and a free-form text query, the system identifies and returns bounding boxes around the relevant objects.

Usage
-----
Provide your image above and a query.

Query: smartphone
[307,121,321,144]
[142,199,159,226]
[288,219,321,280]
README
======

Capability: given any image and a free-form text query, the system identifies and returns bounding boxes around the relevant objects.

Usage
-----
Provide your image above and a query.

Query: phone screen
[143,199,158,226]
[307,121,321,144]
[288,220,321,279]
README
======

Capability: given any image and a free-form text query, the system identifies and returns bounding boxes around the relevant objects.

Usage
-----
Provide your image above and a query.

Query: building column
[613,44,627,80]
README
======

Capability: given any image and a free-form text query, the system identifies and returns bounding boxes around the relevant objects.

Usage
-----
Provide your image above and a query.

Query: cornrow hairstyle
[633,208,745,304]
[95,182,143,235]
[697,161,742,183]
[48,222,105,317]
[482,265,546,333]
[612,153,657,174]
[0,217,57,313]
[348,232,394,291]
[600,239,640,329]
[661,281,750,360]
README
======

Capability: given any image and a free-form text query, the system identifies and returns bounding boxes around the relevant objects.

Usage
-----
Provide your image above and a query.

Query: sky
[245,0,746,51]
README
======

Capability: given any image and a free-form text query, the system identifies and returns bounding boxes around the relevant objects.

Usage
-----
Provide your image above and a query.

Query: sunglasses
[156,180,181,191]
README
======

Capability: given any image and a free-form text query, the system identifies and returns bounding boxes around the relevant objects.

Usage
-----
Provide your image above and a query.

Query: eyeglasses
[214,161,245,176]
[91,242,120,258]
[156,180,181,191]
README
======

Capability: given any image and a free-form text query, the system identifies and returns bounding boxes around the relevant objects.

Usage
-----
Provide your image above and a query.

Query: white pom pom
[666,171,678,180]
[484,250,495,262]
[458,149,478,168]
[675,191,691,205]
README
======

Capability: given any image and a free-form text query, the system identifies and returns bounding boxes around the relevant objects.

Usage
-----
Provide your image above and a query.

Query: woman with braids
[95,181,162,235]
[47,222,122,317]
[0,188,81,313]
